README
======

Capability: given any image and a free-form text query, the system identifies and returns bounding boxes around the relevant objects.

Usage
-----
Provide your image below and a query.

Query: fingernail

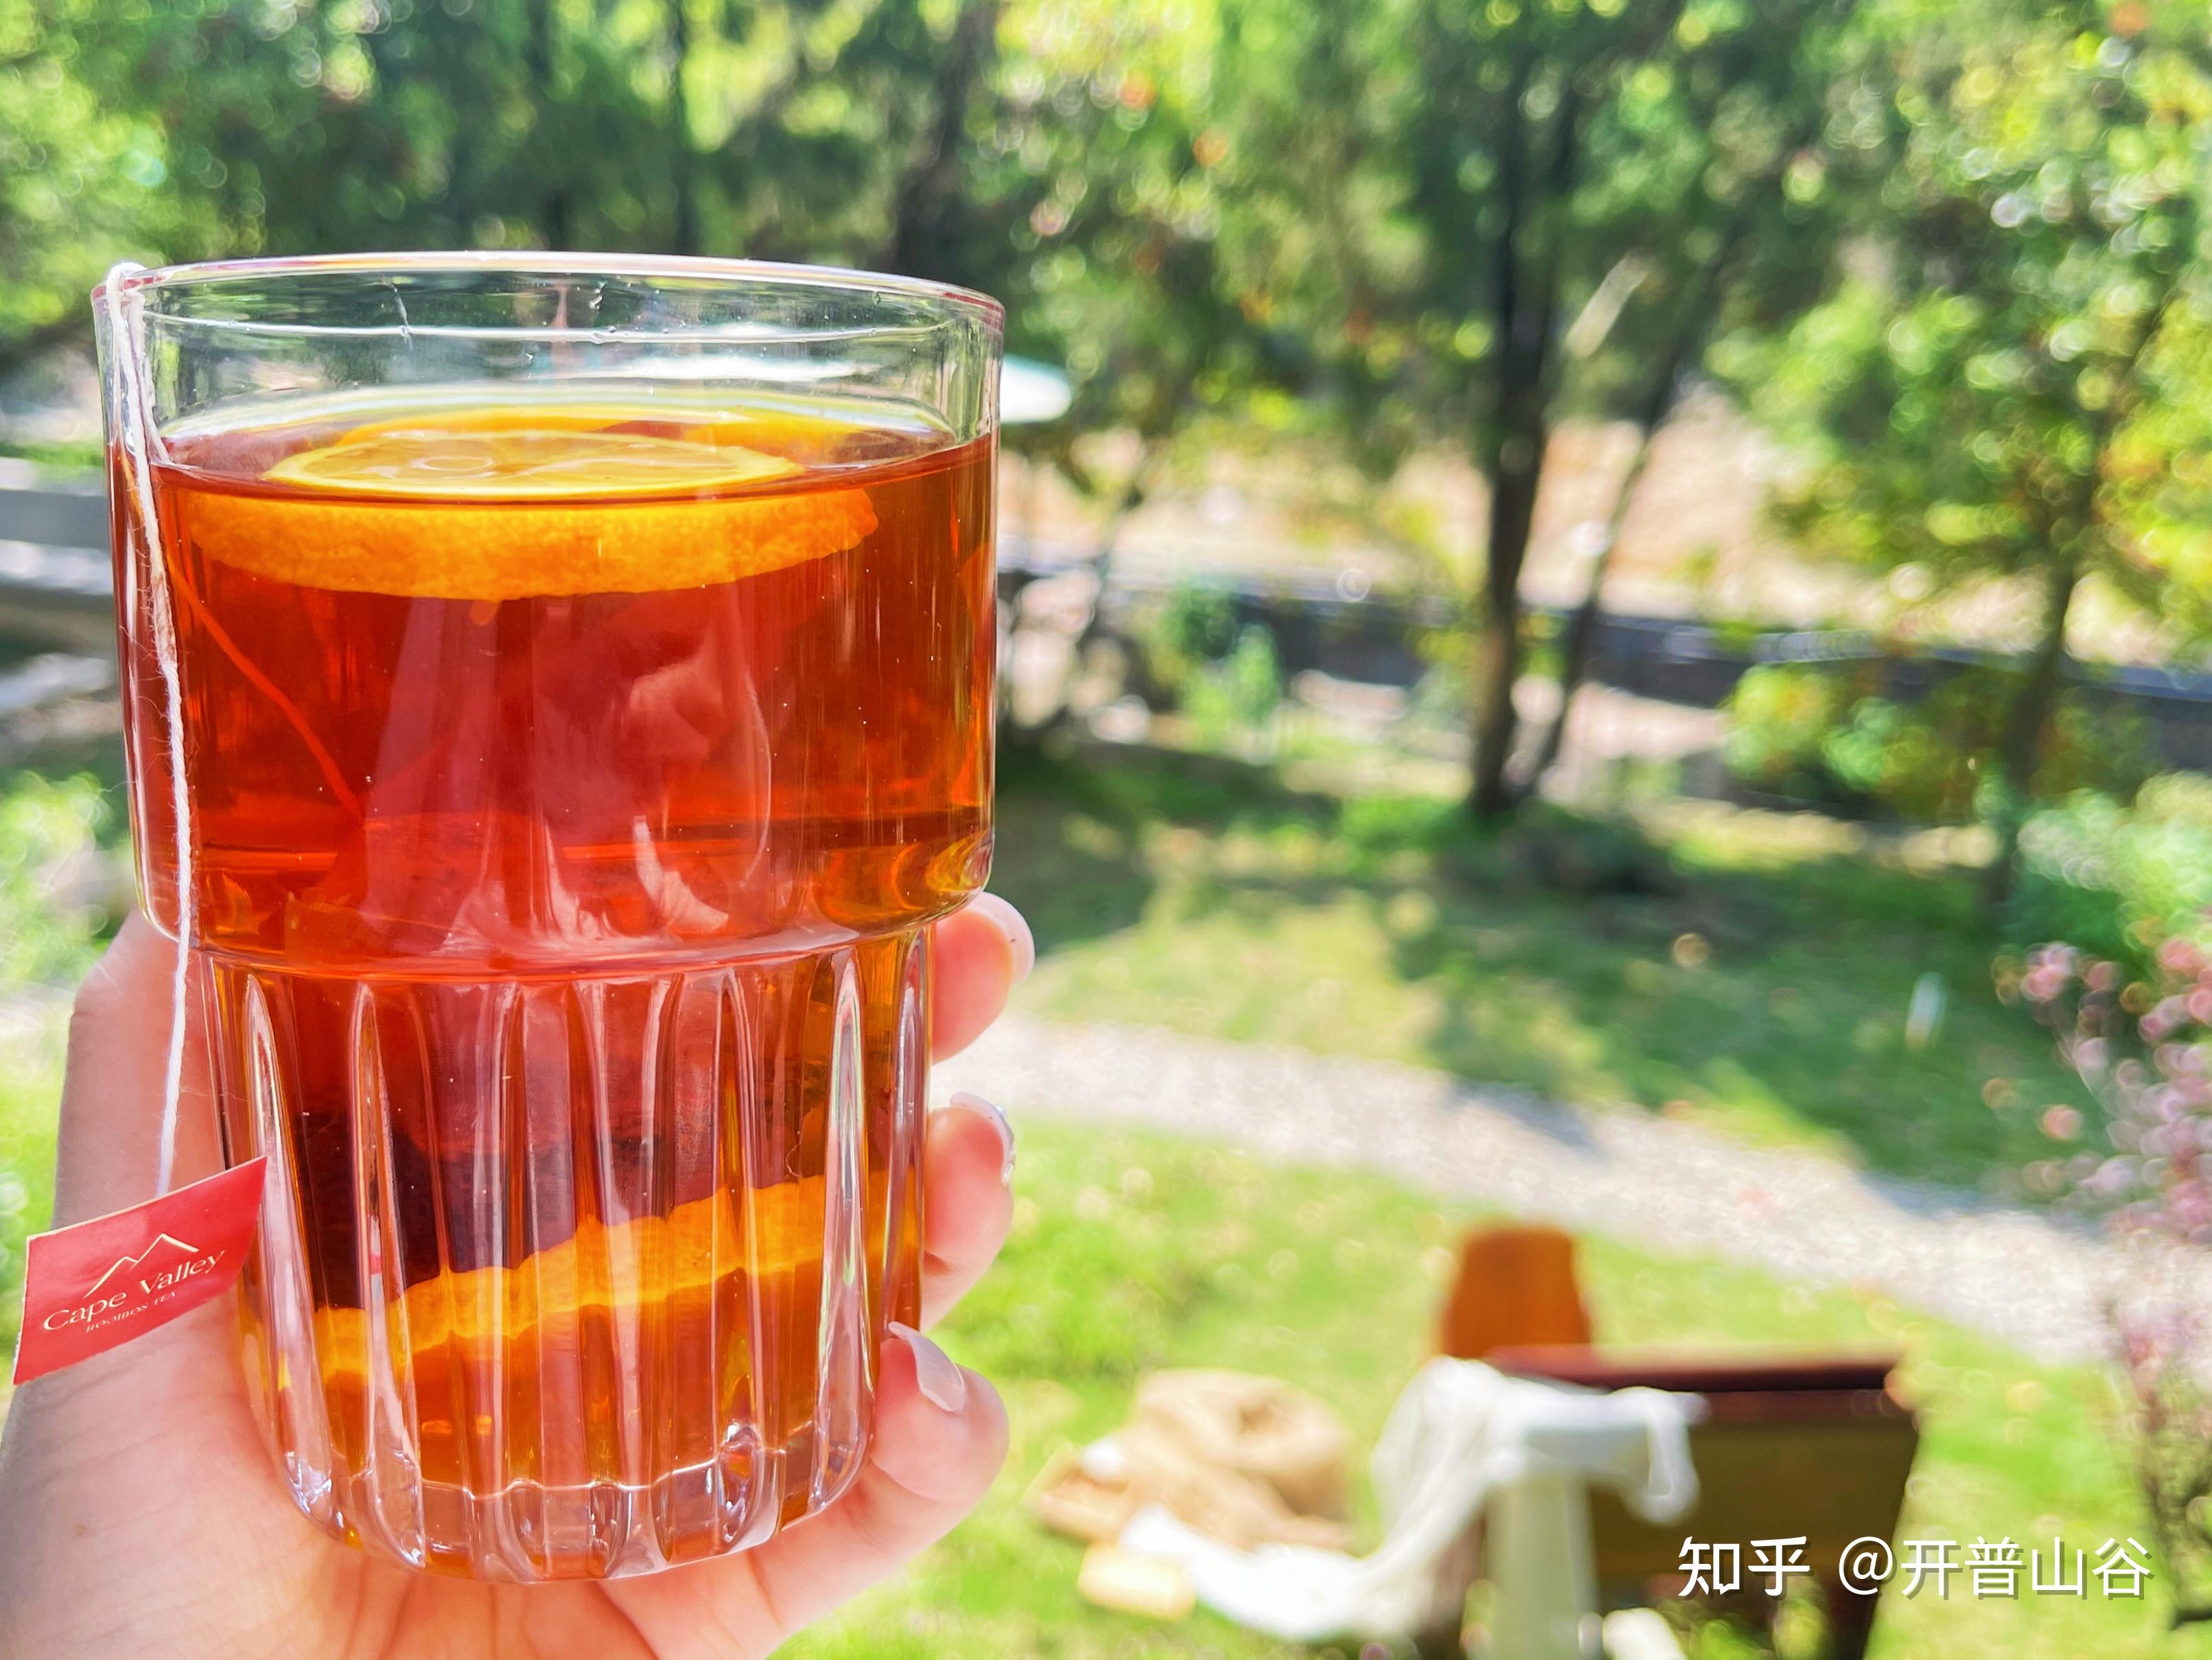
[966,892,1035,985]
[889,1321,968,1414]
[951,1090,1016,1184]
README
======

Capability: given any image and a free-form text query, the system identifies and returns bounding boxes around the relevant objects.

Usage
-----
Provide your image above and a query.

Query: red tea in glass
[97,257,1000,1580]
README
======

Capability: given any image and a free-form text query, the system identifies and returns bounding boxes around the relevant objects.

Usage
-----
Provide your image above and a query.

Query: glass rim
[95,250,1006,337]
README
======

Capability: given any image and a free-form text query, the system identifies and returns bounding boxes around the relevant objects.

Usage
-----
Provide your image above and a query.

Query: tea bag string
[101,261,195,1199]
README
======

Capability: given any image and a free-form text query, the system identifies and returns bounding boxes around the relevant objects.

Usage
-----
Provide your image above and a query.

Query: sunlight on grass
[0,753,2168,1655]
[992,745,2091,1189]
[784,1120,2186,1660]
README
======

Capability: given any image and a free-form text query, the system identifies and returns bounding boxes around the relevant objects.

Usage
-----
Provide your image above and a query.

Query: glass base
[202,931,929,1580]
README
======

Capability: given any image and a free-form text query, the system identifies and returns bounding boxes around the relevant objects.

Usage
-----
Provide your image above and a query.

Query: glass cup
[94,255,1001,1580]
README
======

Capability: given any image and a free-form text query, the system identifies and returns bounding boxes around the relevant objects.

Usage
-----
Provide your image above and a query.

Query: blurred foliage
[0,0,1299,521]
[0,3,216,371]
[1724,664,1861,799]
[2010,898,2212,1614]
[1248,0,1871,463]
[2010,775,2212,971]
[1725,660,2152,821]
[0,769,113,986]
[1741,0,2212,864]
[33,0,1007,271]
[988,0,1290,500]
[10,1,2212,826]
[0,768,112,1357]
[1177,621,1282,746]
[1202,0,1879,812]
[0,1025,59,1358]
[1750,1,2212,604]
[1140,575,1240,698]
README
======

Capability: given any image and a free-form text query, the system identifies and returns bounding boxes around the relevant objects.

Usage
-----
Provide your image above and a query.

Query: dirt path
[938,1012,2129,1364]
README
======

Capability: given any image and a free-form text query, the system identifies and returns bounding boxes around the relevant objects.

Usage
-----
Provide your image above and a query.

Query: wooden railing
[0,460,117,721]
[5,467,2211,769]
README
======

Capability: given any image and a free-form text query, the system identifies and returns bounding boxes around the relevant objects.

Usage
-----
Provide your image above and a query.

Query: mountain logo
[11,1156,268,1387]
[86,1233,207,1296]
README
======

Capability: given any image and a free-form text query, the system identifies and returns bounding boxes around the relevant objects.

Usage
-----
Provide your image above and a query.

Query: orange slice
[266,427,801,501]
[303,1173,874,1380]
[187,414,880,599]
[325,401,875,463]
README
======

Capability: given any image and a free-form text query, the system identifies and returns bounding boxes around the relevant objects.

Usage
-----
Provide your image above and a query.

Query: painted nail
[889,1321,967,1414]
[951,1090,1016,1184]
[966,892,1035,985]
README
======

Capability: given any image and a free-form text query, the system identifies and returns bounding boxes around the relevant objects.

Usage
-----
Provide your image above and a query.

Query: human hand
[0,895,1032,1660]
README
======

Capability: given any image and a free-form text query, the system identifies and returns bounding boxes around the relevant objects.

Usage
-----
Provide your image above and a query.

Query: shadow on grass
[0,718,2084,1192]
[992,738,2091,1191]
[990,736,1345,958]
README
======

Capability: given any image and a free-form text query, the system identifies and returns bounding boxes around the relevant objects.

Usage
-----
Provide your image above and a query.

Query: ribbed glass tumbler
[95,253,1001,1579]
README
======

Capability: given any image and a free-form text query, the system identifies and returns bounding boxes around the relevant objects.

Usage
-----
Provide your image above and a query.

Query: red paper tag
[12,1158,266,1385]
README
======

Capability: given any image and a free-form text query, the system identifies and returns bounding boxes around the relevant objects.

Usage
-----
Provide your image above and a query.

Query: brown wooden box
[1482,1349,1920,1660]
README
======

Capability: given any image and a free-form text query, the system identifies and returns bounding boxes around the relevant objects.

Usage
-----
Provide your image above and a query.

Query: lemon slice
[187,414,881,599]
[329,403,686,441]
[320,400,876,465]
[264,427,802,501]
[309,1173,851,1376]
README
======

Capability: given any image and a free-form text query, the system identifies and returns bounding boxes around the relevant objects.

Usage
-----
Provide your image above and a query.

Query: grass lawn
[0,747,2173,1659]
[798,1119,2195,1660]
[0,438,102,471]
[988,742,2092,1192]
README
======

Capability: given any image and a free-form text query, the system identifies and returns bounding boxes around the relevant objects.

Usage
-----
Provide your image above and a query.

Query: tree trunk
[1467,68,1579,823]
[883,1,999,279]
[1471,434,1545,818]
[1520,294,1703,799]
[1522,173,1782,802]
[1983,557,2080,907]
[1521,419,1658,795]
[1980,257,2184,902]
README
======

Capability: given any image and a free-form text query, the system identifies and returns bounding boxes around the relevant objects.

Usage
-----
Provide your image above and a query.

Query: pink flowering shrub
[2019,935,2212,1620]
[2018,939,2212,1239]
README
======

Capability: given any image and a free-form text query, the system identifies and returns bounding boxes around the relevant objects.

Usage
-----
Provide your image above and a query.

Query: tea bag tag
[11,1158,267,1386]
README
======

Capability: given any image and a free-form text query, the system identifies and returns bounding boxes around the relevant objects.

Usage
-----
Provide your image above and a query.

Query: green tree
[26,0,1265,448]
[1220,0,1869,819]
[1749,0,2212,898]
[32,0,1026,285]
[12,0,1306,750]
[969,0,1322,730]
[989,1,1276,532]
[1520,2,1878,792]
[0,4,211,375]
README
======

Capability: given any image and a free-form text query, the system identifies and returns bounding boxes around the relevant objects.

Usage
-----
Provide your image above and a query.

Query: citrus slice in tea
[187,406,881,599]
[265,426,800,501]
[324,398,876,464]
